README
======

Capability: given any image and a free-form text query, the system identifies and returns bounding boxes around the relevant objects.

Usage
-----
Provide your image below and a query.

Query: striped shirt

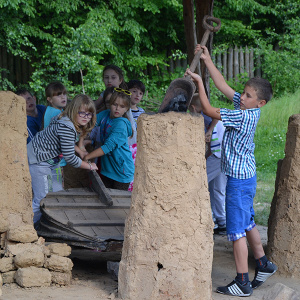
[28,116,82,168]
[220,92,260,179]
[210,121,225,159]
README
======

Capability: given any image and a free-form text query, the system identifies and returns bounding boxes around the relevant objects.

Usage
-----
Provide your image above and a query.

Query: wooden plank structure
[37,171,131,252]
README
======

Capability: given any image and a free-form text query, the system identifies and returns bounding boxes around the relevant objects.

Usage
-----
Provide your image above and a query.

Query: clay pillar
[0,91,32,228]
[267,114,300,277]
[118,112,214,300]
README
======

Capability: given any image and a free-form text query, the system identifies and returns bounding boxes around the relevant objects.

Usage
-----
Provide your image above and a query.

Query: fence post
[223,49,227,80]
[250,48,254,78]
[245,46,250,77]
[234,45,239,80]
[239,46,244,75]
[228,47,233,80]
[255,55,262,77]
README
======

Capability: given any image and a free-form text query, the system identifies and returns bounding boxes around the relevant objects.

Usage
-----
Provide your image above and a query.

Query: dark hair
[245,78,273,103]
[103,65,127,89]
[103,86,115,104]
[127,79,145,94]
[45,81,67,98]
[15,88,32,96]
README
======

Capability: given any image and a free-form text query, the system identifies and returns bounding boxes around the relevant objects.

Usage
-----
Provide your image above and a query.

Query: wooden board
[38,187,131,250]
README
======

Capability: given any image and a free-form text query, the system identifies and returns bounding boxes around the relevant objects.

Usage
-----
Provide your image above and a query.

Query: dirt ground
[1,225,299,300]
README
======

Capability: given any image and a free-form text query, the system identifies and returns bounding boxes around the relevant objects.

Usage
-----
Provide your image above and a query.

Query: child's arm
[205,118,218,143]
[84,147,105,161]
[186,69,222,120]
[196,45,235,101]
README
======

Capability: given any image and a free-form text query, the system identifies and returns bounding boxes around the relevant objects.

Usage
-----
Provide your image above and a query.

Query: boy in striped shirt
[185,45,277,297]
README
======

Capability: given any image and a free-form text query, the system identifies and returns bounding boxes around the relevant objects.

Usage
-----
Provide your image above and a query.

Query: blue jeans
[226,175,256,241]
[29,161,63,223]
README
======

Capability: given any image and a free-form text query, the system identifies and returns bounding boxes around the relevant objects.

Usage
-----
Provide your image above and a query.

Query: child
[15,88,46,144]
[27,94,97,224]
[127,79,146,129]
[44,81,68,128]
[185,45,277,297]
[84,88,135,191]
[94,65,128,113]
[189,94,227,234]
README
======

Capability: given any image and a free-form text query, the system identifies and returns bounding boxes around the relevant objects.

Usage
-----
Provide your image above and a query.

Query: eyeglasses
[78,111,94,119]
[114,87,132,96]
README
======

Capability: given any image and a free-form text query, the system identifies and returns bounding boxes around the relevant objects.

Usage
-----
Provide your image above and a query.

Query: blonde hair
[60,94,96,137]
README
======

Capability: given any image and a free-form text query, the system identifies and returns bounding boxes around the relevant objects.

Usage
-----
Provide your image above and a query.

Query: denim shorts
[226,175,257,241]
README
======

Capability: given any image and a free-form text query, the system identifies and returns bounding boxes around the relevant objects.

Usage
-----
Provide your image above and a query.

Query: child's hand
[185,68,202,83]
[194,45,211,61]
[89,162,98,171]
[205,130,213,143]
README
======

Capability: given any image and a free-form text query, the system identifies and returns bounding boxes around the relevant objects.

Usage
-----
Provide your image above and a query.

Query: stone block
[51,271,72,285]
[15,267,51,288]
[44,255,73,272]
[14,247,45,268]
[0,215,9,233]
[0,273,2,286]
[47,243,71,257]
[0,256,16,272]
[5,243,42,257]
[2,271,16,284]
[7,225,38,243]
[263,283,300,300]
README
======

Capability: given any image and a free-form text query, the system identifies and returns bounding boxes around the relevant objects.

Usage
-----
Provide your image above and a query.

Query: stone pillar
[267,114,300,277]
[118,112,214,300]
[0,91,32,227]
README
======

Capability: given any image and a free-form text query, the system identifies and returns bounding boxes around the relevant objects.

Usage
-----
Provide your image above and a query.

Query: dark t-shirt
[27,104,46,144]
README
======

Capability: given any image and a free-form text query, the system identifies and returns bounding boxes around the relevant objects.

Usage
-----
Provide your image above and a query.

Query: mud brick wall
[267,114,300,277]
[0,91,32,227]
[118,112,214,300]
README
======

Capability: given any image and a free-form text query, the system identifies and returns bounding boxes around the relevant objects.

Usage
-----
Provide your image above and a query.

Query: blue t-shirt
[27,105,46,144]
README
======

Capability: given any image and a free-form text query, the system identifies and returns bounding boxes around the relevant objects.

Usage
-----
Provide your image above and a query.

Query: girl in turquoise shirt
[84,88,135,190]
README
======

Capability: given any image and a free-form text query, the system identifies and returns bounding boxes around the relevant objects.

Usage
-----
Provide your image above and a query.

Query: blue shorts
[226,175,257,241]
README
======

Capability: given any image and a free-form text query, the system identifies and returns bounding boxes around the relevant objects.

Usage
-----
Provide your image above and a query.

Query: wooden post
[223,49,228,80]
[250,48,254,78]
[245,46,250,77]
[234,45,239,80]
[239,46,245,75]
[228,47,233,80]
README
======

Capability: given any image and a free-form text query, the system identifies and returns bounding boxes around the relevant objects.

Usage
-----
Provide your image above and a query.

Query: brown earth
[1,226,300,300]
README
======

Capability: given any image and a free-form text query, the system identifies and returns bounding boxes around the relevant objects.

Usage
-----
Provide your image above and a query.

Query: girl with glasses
[27,94,98,225]
[84,89,135,191]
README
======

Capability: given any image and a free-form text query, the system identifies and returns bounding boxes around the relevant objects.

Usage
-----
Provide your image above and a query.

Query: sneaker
[252,261,278,289]
[214,224,226,235]
[217,280,253,297]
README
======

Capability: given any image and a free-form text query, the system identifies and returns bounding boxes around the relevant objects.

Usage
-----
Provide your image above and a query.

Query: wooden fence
[0,45,261,88]
[168,45,262,80]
